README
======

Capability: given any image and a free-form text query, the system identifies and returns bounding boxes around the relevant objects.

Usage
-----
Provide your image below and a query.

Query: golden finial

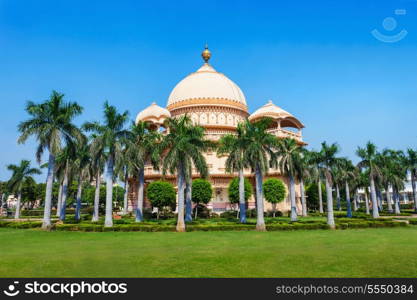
[201,44,211,63]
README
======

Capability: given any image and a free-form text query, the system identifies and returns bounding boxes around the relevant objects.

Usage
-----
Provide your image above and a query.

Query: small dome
[135,102,171,125]
[249,100,304,128]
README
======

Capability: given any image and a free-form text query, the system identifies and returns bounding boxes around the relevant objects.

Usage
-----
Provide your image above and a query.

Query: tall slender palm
[331,163,343,212]
[17,91,83,229]
[55,144,77,221]
[83,101,129,227]
[7,160,41,219]
[378,149,395,213]
[160,115,212,232]
[73,137,91,221]
[88,134,106,222]
[386,150,407,214]
[406,149,417,212]
[335,158,356,217]
[356,142,381,218]
[126,121,161,222]
[318,142,339,228]
[115,143,134,216]
[218,122,251,223]
[309,150,324,213]
[244,118,278,231]
[275,138,302,221]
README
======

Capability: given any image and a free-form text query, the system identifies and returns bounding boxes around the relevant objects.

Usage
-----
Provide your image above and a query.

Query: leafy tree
[160,115,213,231]
[191,179,213,219]
[263,178,286,217]
[147,181,176,219]
[83,101,129,227]
[228,177,253,205]
[7,160,41,219]
[306,182,327,211]
[18,91,83,229]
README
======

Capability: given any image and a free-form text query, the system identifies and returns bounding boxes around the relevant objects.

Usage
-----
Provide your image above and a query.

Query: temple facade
[128,47,306,214]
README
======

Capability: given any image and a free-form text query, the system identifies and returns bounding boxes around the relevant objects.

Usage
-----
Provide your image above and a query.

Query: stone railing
[266,128,302,141]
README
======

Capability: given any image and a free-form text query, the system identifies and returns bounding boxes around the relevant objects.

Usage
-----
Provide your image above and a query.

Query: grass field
[1,227,417,278]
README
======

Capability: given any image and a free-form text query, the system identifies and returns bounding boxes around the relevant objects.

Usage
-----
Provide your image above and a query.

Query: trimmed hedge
[0,221,42,229]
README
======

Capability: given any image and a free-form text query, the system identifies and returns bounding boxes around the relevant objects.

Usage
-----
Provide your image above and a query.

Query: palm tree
[73,137,91,221]
[17,91,83,229]
[218,122,251,223]
[126,121,161,222]
[160,115,212,232]
[406,149,417,212]
[7,160,41,219]
[335,158,356,217]
[83,101,129,227]
[88,134,105,222]
[318,142,339,228]
[378,149,395,213]
[356,142,381,218]
[275,138,302,221]
[244,118,278,231]
[55,144,77,221]
[309,150,324,213]
[115,142,134,216]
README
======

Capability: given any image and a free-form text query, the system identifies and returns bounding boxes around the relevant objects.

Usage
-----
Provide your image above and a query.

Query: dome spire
[201,44,211,63]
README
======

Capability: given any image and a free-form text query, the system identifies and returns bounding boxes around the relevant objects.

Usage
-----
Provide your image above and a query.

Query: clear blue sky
[0,0,416,181]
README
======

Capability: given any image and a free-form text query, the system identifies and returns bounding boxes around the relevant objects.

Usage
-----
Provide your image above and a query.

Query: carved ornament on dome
[167,97,248,112]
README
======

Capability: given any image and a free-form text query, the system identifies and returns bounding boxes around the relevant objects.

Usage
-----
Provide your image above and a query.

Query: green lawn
[1,227,417,278]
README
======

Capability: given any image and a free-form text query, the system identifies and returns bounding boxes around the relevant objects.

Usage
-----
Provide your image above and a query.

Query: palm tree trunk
[300,178,307,217]
[325,174,335,229]
[42,153,55,230]
[255,164,266,231]
[412,174,417,212]
[176,164,186,232]
[185,178,192,223]
[394,189,401,214]
[104,155,114,227]
[122,171,129,216]
[14,191,22,219]
[59,164,69,221]
[75,176,83,221]
[238,169,246,223]
[318,179,323,213]
[92,171,100,222]
[370,177,380,218]
[194,204,198,220]
[289,175,297,221]
[56,181,63,217]
[386,184,393,213]
[336,184,341,211]
[364,189,370,215]
[345,181,352,218]
[135,168,145,222]
[376,188,383,212]
[353,190,358,211]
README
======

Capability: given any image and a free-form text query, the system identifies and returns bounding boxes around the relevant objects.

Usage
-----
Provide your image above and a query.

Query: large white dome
[167,63,247,111]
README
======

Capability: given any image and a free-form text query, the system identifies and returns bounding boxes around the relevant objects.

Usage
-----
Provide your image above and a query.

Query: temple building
[128,46,305,213]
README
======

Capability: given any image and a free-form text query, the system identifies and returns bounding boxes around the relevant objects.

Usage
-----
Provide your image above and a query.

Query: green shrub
[263,178,286,217]
[147,181,176,212]
[220,210,238,219]
[228,177,253,205]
